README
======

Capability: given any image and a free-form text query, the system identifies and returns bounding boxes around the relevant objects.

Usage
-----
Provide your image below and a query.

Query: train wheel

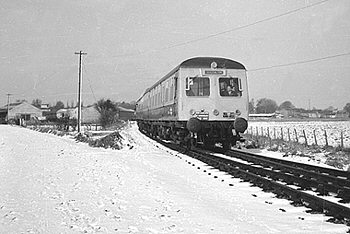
[222,141,232,150]
[203,136,214,149]
[191,137,198,148]
[185,139,192,150]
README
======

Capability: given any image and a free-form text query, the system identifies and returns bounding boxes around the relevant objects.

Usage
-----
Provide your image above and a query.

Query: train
[135,57,249,149]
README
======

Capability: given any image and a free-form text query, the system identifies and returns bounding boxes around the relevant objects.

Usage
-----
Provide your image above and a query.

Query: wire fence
[245,125,349,149]
[26,122,103,132]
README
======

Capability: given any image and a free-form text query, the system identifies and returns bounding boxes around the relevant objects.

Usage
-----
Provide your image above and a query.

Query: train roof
[137,57,245,102]
[179,57,245,69]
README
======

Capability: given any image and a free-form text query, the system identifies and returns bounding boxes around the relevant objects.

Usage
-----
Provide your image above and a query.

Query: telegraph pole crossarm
[74,51,87,133]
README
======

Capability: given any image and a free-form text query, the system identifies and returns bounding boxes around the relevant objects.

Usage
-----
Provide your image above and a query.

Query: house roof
[0,102,23,110]
[249,113,277,117]
[0,102,25,112]
[118,107,135,113]
[0,101,42,112]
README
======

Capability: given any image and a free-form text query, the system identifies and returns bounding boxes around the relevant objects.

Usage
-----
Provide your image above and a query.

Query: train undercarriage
[137,119,247,150]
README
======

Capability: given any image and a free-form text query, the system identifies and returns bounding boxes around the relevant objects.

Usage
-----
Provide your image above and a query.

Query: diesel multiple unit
[135,57,248,149]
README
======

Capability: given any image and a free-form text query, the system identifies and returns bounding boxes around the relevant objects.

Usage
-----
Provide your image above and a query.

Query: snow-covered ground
[0,124,349,233]
[248,120,350,148]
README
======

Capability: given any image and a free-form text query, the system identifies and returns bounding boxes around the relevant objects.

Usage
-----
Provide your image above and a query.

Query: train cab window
[219,77,242,97]
[185,77,210,96]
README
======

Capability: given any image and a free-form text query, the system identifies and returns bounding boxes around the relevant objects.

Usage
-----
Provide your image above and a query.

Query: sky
[0,0,349,109]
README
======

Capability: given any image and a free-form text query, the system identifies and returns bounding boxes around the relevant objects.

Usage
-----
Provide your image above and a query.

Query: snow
[248,120,350,148]
[0,123,349,233]
[237,147,341,170]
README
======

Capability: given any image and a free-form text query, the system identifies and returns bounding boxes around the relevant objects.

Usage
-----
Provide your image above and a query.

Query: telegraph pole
[74,50,87,133]
[6,93,12,123]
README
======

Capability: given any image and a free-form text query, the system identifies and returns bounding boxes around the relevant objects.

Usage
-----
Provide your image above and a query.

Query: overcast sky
[1,0,349,109]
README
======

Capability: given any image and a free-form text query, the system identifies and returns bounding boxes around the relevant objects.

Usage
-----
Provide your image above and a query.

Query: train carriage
[136,57,248,149]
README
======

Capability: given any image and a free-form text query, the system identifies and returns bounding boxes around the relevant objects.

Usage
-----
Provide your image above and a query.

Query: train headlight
[189,109,196,115]
[213,109,219,116]
[236,109,241,116]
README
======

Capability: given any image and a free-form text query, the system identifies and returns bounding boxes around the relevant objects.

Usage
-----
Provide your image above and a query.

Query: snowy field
[0,124,349,233]
[248,120,350,148]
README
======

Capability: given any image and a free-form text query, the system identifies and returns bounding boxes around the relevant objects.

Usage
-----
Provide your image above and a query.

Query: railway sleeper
[227,150,350,188]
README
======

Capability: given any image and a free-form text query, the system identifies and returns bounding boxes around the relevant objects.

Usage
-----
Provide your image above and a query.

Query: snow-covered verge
[0,124,349,233]
[242,134,350,171]
[248,120,350,148]
[243,121,350,171]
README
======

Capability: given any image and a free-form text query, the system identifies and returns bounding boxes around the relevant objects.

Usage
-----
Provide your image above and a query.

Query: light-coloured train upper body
[136,57,249,122]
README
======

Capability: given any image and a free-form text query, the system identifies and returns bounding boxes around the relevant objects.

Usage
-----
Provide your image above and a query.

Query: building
[82,105,100,123]
[0,101,43,123]
[56,106,100,123]
[336,110,349,118]
[248,113,279,119]
[56,108,77,119]
[117,107,135,121]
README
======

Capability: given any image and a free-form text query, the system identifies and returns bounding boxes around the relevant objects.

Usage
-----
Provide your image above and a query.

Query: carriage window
[219,77,242,97]
[186,77,210,96]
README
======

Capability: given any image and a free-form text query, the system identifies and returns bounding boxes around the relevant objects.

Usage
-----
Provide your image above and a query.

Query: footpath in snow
[0,124,348,233]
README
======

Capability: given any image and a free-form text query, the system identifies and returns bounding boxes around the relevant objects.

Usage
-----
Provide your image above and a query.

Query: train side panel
[135,72,180,121]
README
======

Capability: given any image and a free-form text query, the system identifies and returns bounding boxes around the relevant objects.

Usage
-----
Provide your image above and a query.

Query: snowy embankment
[248,120,350,148]
[245,120,350,171]
[0,124,349,233]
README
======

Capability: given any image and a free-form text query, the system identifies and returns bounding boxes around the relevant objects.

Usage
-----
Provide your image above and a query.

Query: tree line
[30,98,136,111]
[249,98,350,117]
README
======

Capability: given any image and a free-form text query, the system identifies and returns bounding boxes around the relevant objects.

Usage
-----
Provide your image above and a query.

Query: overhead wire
[247,51,350,72]
[111,0,331,58]
[82,56,98,103]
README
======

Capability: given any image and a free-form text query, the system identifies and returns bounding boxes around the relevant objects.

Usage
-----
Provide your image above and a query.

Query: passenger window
[186,77,210,96]
[219,77,242,97]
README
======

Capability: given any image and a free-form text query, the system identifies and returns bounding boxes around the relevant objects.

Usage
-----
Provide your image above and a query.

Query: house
[307,111,321,118]
[56,106,100,123]
[0,101,43,123]
[320,110,336,118]
[117,107,135,121]
[248,113,277,119]
[40,103,50,111]
[56,108,74,119]
[336,110,349,118]
[82,105,100,123]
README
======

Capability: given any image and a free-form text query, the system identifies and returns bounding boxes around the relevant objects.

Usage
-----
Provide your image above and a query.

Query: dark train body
[135,57,248,149]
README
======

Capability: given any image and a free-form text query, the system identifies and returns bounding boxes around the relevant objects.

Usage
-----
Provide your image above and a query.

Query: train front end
[178,58,249,148]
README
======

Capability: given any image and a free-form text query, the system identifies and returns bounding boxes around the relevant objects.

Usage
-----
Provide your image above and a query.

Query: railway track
[144,133,350,226]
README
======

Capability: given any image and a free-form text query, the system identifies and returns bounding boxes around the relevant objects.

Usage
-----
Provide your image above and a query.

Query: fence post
[313,129,318,146]
[340,131,344,149]
[274,128,276,140]
[261,127,265,145]
[303,129,308,146]
[287,128,291,142]
[294,129,299,143]
[267,127,271,148]
[280,127,283,141]
[324,130,328,147]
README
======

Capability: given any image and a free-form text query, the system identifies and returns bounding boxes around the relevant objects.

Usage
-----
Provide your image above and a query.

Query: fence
[245,125,348,149]
[26,122,103,132]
